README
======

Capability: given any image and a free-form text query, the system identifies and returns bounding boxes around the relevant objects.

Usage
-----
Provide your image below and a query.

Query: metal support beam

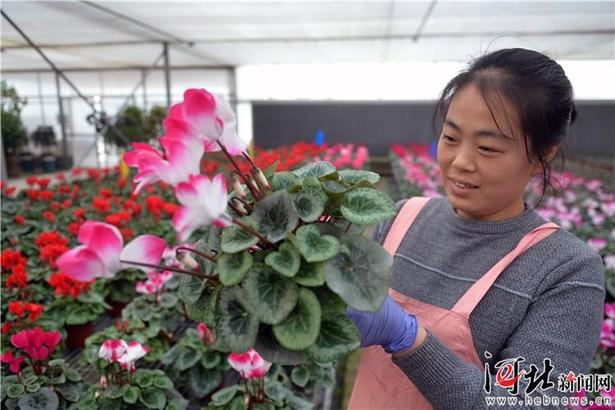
[163,42,171,108]
[141,69,148,110]
[228,66,238,117]
[55,72,68,159]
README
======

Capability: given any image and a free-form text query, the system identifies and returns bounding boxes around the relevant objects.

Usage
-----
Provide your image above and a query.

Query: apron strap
[452,222,560,315]
[382,197,431,256]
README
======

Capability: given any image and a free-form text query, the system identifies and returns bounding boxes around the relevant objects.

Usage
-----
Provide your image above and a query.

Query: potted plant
[1,81,28,177]
[1,328,85,409]
[31,126,58,173]
[44,281,109,349]
[77,338,187,410]
[161,323,230,401]
[103,105,167,150]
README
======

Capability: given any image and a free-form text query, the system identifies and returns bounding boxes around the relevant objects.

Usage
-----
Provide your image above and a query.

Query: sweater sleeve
[390,253,606,410]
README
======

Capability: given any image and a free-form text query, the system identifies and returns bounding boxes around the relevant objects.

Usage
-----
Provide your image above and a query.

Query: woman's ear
[530,144,560,176]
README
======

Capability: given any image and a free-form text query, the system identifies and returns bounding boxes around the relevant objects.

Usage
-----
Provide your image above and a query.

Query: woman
[347,48,606,409]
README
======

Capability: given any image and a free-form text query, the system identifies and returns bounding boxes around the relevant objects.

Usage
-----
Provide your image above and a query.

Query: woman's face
[437,83,541,221]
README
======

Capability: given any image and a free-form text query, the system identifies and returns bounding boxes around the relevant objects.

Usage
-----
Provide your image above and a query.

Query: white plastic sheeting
[2,1,614,70]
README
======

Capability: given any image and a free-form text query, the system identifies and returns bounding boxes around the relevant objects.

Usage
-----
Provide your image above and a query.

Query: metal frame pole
[163,42,171,107]
[55,72,68,161]
[141,69,148,110]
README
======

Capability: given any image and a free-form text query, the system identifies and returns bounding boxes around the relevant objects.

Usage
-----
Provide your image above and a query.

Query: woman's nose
[450,146,477,173]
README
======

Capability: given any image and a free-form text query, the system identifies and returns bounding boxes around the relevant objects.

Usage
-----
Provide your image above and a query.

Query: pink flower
[587,238,607,253]
[164,88,246,155]
[173,174,231,241]
[99,339,128,362]
[135,270,173,295]
[123,133,203,195]
[599,304,615,349]
[228,347,271,380]
[57,221,167,281]
[117,341,149,370]
[9,328,60,362]
[197,323,215,345]
[1,350,24,373]
[99,339,149,371]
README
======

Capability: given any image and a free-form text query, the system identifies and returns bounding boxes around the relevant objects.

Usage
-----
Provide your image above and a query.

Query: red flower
[26,189,39,201]
[163,202,178,216]
[2,323,11,334]
[14,215,25,225]
[43,211,55,223]
[25,303,44,323]
[93,197,111,213]
[8,301,25,318]
[59,184,71,194]
[1,249,27,271]
[99,188,113,198]
[5,186,16,196]
[50,202,61,212]
[39,191,54,202]
[68,222,83,236]
[35,232,69,269]
[48,272,92,298]
[72,167,83,176]
[55,173,65,181]
[1,350,25,373]
[26,176,38,186]
[6,265,28,290]
[120,228,134,241]
[10,327,61,361]
[37,178,50,189]
[73,207,86,219]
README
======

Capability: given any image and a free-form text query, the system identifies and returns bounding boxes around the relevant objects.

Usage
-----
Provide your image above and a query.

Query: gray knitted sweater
[370,197,605,410]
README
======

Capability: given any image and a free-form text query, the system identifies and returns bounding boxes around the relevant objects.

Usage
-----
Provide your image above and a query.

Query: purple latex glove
[346,295,418,354]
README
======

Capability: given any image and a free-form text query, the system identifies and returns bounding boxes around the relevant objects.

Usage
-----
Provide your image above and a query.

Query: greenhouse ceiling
[1,0,614,72]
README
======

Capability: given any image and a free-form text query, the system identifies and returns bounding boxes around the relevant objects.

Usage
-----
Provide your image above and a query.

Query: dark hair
[432,48,577,206]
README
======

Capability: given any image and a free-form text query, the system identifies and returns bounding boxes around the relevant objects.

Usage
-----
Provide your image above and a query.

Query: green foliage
[180,160,394,365]
[1,359,84,409]
[103,105,167,148]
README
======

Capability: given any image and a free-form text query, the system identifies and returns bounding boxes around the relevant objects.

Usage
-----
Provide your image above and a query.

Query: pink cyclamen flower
[599,303,615,349]
[123,132,204,194]
[228,347,271,380]
[57,221,167,281]
[99,339,128,362]
[173,173,231,241]
[1,351,25,374]
[197,323,215,345]
[135,270,173,295]
[587,238,607,253]
[10,328,60,362]
[164,88,246,155]
[117,341,149,371]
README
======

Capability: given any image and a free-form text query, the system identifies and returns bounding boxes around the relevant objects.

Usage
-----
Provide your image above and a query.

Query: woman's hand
[346,296,422,354]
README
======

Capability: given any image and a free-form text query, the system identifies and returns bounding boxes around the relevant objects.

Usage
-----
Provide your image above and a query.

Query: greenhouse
[1,1,614,409]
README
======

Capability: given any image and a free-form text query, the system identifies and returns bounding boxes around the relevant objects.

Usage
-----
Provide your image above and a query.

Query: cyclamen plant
[1,328,84,409]
[77,338,187,410]
[57,88,397,366]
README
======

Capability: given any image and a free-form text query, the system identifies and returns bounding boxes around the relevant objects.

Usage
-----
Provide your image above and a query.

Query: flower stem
[119,259,216,281]
[175,246,217,263]
[231,218,272,247]
[217,140,260,198]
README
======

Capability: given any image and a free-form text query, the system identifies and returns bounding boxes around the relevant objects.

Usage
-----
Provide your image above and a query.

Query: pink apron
[348,197,559,409]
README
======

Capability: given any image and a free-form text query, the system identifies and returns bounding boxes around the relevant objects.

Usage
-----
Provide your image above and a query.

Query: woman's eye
[442,135,456,142]
[479,146,499,153]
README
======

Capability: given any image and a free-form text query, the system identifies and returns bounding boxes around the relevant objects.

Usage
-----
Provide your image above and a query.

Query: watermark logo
[482,351,612,396]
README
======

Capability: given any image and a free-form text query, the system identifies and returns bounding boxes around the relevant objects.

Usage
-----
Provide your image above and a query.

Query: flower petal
[120,235,167,271]
[56,246,109,281]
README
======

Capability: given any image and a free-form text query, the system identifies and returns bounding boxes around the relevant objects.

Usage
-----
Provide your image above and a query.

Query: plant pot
[19,153,35,173]
[6,153,20,177]
[106,299,127,318]
[41,155,56,173]
[65,322,94,349]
